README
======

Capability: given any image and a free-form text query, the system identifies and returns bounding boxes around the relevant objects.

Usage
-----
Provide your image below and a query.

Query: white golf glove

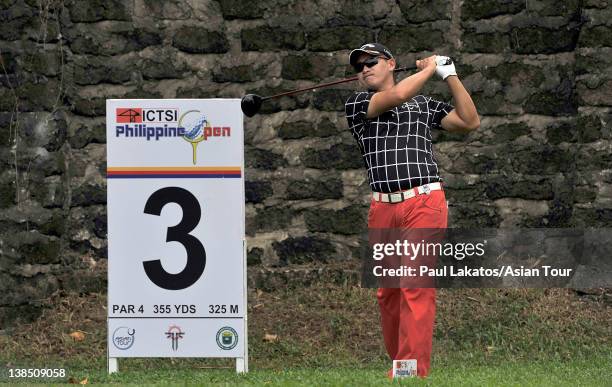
[435,56,457,80]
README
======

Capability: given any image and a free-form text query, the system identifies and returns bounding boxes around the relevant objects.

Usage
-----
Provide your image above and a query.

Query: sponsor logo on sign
[116,108,143,123]
[165,325,185,351]
[179,109,230,164]
[392,359,417,378]
[114,107,231,164]
[216,327,238,350]
[116,108,177,123]
[112,326,135,350]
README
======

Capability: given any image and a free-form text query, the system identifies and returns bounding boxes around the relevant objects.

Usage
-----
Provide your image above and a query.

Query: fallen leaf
[79,377,89,384]
[253,303,264,309]
[69,331,85,341]
[68,377,78,384]
[263,333,278,343]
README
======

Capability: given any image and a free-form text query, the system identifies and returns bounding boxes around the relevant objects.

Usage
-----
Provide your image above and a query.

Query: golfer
[345,43,479,378]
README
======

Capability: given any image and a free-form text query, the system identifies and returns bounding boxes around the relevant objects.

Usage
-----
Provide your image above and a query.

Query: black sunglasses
[353,56,387,73]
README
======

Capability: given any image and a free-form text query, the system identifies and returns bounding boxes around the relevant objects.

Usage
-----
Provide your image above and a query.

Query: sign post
[105,99,247,373]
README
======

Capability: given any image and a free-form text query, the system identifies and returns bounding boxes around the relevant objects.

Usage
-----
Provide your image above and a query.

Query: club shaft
[262,77,358,101]
[261,66,415,101]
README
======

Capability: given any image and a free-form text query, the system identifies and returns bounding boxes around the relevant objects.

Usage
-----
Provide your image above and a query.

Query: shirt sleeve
[345,91,374,138]
[427,97,454,130]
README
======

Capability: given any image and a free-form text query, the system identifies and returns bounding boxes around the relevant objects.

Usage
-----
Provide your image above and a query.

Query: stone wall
[0,0,610,325]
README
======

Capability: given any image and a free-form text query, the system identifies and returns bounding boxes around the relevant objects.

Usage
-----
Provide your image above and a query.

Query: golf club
[241,65,416,117]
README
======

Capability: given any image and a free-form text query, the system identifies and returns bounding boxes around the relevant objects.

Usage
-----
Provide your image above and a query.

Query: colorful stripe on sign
[107,167,242,179]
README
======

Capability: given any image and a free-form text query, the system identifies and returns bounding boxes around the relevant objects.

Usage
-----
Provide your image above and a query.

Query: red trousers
[368,188,448,377]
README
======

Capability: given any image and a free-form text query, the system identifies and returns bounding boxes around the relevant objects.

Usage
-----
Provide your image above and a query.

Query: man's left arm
[441,76,480,133]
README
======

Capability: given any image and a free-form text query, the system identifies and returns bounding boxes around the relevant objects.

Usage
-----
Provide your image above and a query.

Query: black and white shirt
[345,92,453,193]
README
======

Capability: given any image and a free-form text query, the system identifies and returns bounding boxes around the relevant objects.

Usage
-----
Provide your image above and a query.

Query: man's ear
[388,58,396,72]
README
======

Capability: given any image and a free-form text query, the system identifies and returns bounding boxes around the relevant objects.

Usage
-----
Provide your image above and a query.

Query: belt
[372,182,442,203]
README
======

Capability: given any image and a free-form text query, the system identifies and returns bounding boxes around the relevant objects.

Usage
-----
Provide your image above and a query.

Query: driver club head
[241,94,262,117]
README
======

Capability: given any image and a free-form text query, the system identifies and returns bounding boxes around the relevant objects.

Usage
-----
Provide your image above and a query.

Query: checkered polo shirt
[345,92,453,194]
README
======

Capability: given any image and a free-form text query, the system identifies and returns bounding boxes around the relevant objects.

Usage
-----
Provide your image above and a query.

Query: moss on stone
[8,231,61,264]
[450,203,501,228]
[510,26,579,54]
[219,0,264,19]
[379,25,446,52]
[245,181,274,204]
[67,0,131,22]
[462,0,524,20]
[212,65,257,83]
[483,62,545,86]
[285,178,343,200]
[241,26,305,51]
[491,122,531,143]
[302,143,363,170]
[247,206,295,235]
[245,147,288,170]
[312,89,353,112]
[398,0,451,22]
[0,179,15,208]
[579,25,612,48]
[307,26,373,52]
[247,247,263,266]
[524,85,577,116]
[273,236,335,265]
[484,175,554,200]
[303,205,366,235]
[172,27,229,54]
[281,55,336,81]
[463,31,510,53]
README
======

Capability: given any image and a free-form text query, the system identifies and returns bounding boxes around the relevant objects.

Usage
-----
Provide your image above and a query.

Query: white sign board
[106,99,247,372]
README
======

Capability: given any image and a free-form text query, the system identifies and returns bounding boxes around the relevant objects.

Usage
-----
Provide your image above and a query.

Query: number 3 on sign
[143,187,206,290]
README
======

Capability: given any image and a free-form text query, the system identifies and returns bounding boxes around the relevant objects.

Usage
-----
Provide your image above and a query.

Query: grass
[0,283,610,384]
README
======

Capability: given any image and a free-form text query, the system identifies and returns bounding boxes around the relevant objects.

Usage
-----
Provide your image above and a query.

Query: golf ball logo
[180,110,232,165]
[180,110,209,165]
[184,117,209,141]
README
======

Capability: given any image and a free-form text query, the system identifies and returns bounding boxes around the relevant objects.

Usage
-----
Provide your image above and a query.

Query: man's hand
[416,55,438,74]
[435,56,457,80]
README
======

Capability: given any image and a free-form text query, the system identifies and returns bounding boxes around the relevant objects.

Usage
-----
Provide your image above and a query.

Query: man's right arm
[366,56,437,118]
